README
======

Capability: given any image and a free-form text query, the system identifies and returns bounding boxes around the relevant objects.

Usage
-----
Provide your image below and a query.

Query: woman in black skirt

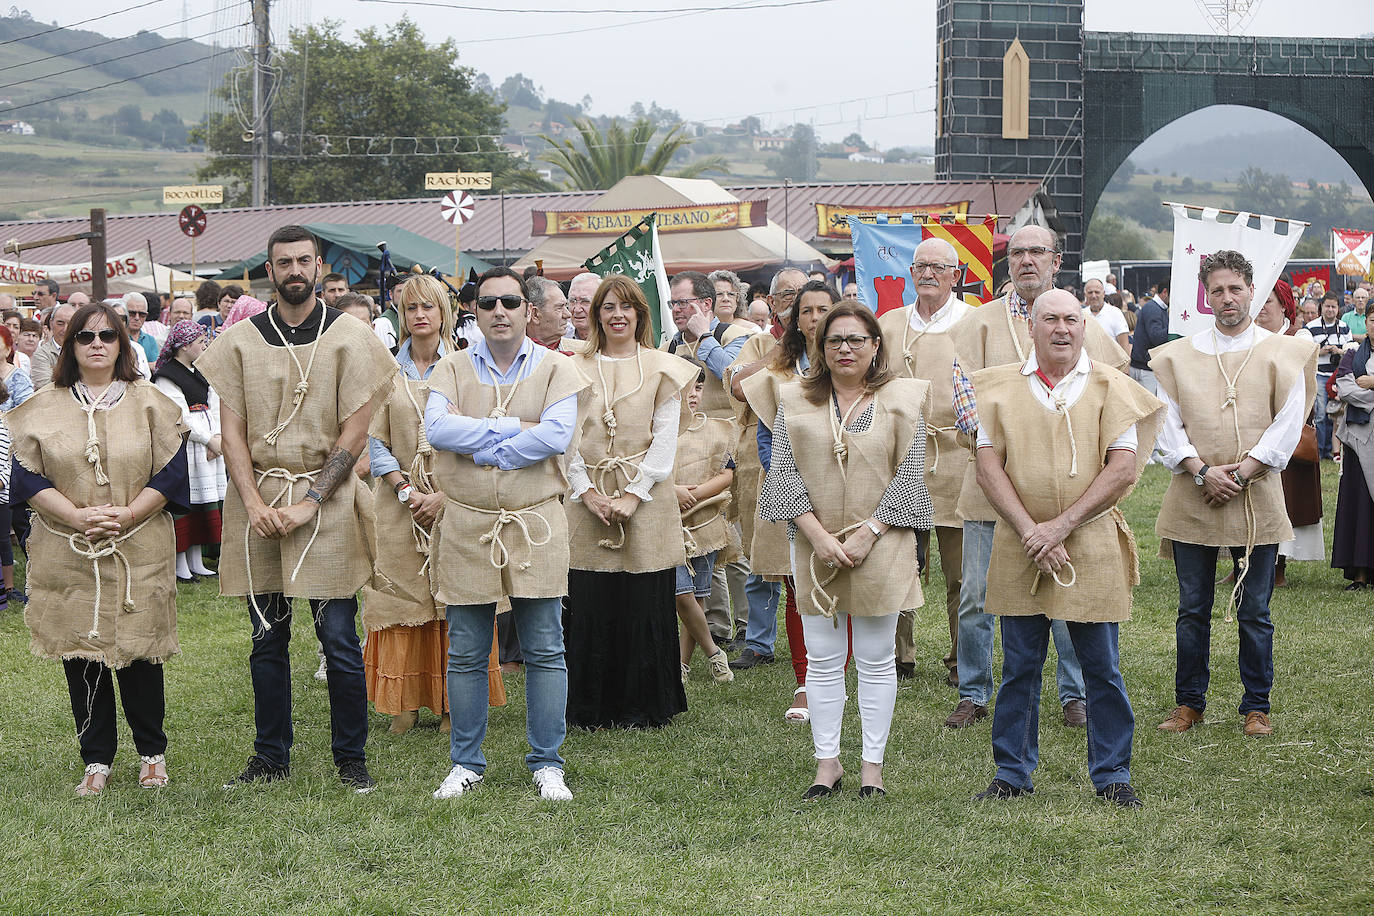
[1331,321,1374,590]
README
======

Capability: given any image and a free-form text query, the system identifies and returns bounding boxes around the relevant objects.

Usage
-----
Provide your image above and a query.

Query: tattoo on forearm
[311,446,357,503]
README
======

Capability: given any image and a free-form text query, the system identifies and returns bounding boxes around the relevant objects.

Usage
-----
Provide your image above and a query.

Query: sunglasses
[73,328,119,345]
[476,295,525,311]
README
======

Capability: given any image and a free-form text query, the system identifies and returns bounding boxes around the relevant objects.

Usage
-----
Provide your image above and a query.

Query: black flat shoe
[858,785,886,798]
[973,778,1032,800]
[802,776,841,800]
[1344,581,1368,591]
[177,574,200,584]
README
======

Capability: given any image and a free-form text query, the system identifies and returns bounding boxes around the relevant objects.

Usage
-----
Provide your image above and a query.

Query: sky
[32,0,1374,151]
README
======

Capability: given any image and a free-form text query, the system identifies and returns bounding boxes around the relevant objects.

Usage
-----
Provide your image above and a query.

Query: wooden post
[89,208,107,301]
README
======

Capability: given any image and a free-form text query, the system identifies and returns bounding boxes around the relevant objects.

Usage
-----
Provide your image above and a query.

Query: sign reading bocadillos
[163,185,224,205]
[532,200,768,237]
[425,172,493,191]
[815,201,969,238]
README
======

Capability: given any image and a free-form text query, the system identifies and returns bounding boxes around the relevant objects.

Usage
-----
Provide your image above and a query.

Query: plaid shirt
[952,291,1031,435]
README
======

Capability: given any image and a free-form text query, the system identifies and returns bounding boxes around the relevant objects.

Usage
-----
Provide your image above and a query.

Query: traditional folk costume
[361,340,505,724]
[1332,341,1374,583]
[425,336,587,778]
[878,294,973,681]
[975,354,1164,793]
[674,409,737,598]
[945,292,1128,712]
[9,380,189,774]
[1152,327,1316,722]
[565,346,698,729]
[758,378,932,767]
[195,304,396,774]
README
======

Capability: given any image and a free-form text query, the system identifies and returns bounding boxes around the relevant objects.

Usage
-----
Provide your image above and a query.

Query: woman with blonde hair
[362,274,504,734]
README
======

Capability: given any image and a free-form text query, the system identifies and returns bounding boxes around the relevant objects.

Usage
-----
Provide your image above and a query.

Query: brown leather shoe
[1062,699,1087,727]
[944,698,988,728]
[1157,705,1203,732]
[1243,711,1272,737]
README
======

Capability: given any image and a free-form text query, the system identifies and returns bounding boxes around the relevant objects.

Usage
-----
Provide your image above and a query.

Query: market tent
[512,176,835,281]
[212,223,492,284]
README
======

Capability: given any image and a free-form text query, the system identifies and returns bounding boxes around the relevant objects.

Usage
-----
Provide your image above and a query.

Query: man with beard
[197,225,398,792]
[321,273,349,307]
[1152,250,1316,739]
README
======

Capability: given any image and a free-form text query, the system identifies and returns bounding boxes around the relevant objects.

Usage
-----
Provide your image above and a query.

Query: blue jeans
[991,615,1134,791]
[743,573,781,655]
[1172,542,1277,716]
[1315,372,1333,457]
[247,594,367,769]
[447,596,567,774]
[955,520,1084,707]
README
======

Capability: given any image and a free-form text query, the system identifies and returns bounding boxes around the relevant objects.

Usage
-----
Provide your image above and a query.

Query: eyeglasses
[912,261,954,274]
[476,295,525,311]
[773,290,800,303]
[568,296,593,307]
[1007,246,1056,259]
[823,334,873,350]
[127,310,147,317]
[73,328,119,345]
[668,297,706,309]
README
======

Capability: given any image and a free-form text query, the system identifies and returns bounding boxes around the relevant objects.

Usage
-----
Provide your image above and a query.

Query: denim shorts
[675,551,718,597]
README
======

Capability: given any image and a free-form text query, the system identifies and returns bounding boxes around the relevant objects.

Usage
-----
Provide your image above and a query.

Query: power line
[0,47,239,114]
[0,8,224,74]
[0,0,167,47]
[361,0,837,11]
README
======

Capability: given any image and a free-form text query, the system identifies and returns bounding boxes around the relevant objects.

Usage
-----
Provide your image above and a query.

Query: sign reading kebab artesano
[0,249,151,286]
[531,201,768,237]
[163,185,224,205]
[815,201,969,238]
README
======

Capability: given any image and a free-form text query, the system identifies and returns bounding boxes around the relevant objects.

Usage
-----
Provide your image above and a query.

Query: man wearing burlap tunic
[426,267,588,802]
[971,289,1163,808]
[197,226,398,792]
[877,237,975,686]
[944,225,1129,731]
[1152,250,1317,739]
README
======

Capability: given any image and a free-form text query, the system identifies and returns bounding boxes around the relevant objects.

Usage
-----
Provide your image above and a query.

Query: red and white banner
[1332,228,1373,277]
[0,249,151,289]
[1167,205,1304,338]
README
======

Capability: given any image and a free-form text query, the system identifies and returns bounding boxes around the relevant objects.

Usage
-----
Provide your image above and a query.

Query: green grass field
[0,462,1370,914]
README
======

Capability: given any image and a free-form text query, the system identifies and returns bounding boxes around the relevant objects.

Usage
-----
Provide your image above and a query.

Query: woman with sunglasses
[8,303,189,795]
[758,303,932,798]
[564,275,698,729]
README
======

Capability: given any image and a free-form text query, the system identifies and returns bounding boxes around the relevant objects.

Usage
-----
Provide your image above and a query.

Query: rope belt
[806,520,868,628]
[680,490,731,556]
[397,376,438,572]
[925,424,959,475]
[1026,506,1133,596]
[446,497,554,571]
[245,465,322,631]
[35,512,155,641]
[586,448,649,550]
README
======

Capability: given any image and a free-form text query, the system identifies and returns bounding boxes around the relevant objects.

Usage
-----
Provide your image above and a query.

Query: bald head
[1029,288,1085,370]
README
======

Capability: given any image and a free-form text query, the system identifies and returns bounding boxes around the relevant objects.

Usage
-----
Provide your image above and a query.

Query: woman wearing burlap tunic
[741,280,836,723]
[194,227,398,790]
[360,275,507,736]
[565,274,699,729]
[10,303,189,796]
[758,303,931,799]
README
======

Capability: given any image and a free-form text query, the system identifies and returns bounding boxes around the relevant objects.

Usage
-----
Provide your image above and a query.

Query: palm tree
[536,117,730,190]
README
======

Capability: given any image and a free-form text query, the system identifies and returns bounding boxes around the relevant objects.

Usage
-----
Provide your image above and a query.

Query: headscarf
[153,319,207,376]
[224,294,268,330]
[1272,278,1296,332]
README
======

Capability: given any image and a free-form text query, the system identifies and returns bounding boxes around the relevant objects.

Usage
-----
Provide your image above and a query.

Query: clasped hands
[68,504,134,541]
[404,489,445,527]
[1199,462,1247,507]
[1020,518,1071,575]
[248,499,318,539]
[811,524,880,570]
[582,487,640,526]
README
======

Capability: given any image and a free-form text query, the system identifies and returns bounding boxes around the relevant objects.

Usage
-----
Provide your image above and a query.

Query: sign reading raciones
[425,172,493,191]
[163,185,223,205]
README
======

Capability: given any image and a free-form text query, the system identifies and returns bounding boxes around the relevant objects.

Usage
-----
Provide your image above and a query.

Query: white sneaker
[433,764,482,799]
[532,766,572,801]
[707,650,735,684]
[314,648,328,682]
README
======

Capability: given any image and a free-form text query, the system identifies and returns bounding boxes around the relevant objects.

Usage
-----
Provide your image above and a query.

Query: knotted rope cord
[898,315,959,475]
[1003,296,1028,363]
[827,392,870,479]
[74,381,124,486]
[243,465,322,631]
[1213,330,1259,623]
[35,512,154,640]
[807,520,869,628]
[594,348,645,441]
[487,373,524,419]
[586,448,650,549]
[261,305,324,446]
[680,489,731,556]
[396,375,438,570]
[445,497,554,571]
[1032,370,1080,478]
[1026,505,1124,596]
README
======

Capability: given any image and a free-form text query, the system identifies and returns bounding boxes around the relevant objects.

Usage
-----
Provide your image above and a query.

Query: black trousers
[63,658,166,766]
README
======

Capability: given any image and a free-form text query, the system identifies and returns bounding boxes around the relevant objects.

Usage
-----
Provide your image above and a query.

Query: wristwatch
[396,484,415,503]
[305,488,324,505]
[1193,464,1210,487]
[865,520,883,538]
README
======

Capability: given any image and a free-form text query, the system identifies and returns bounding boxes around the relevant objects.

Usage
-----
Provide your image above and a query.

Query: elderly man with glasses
[122,292,161,365]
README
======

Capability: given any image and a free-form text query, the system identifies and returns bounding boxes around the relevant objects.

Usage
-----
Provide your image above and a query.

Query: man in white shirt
[1082,278,1129,351]
[1151,250,1317,739]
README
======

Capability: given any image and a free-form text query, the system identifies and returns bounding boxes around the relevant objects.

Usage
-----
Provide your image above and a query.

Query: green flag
[583,213,674,344]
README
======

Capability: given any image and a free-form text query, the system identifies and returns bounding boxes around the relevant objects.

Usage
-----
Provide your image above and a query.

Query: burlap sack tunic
[568,348,699,573]
[427,350,588,605]
[780,379,928,618]
[740,366,797,580]
[1152,333,1317,549]
[675,413,738,558]
[949,294,1130,523]
[13,382,186,668]
[878,305,968,528]
[976,364,1165,622]
[195,311,397,600]
[360,372,443,632]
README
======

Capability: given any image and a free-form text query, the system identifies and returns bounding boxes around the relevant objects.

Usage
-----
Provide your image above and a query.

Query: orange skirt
[364,619,506,714]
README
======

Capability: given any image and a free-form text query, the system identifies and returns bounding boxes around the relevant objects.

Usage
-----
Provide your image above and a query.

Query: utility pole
[250,0,271,207]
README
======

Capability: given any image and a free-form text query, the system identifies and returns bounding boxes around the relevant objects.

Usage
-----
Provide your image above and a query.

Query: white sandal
[138,754,168,788]
[784,686,810,723]
[76,763,111,796]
